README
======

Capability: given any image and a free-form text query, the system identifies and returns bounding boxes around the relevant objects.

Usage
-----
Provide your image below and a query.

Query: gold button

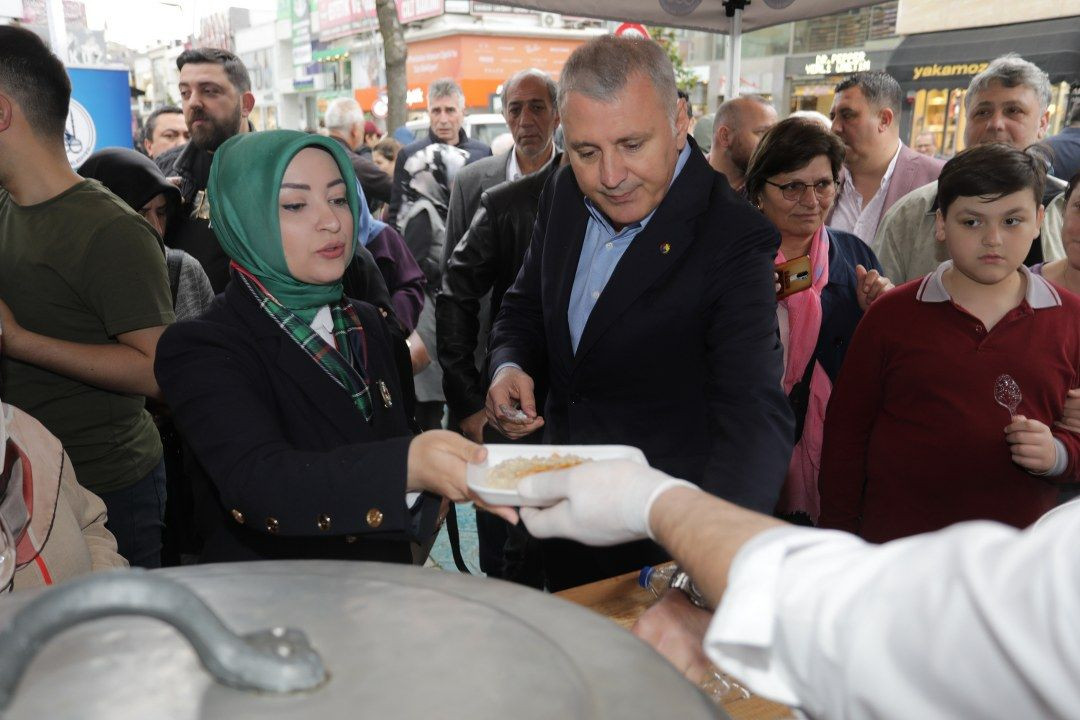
[345,535,358,543]
[231,509,245,524]
[316,514,332,531]
[365,508,384,528]
[266,517,279,534]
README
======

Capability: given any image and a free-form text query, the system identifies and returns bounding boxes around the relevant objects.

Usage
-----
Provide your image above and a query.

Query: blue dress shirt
[567,142,692,353]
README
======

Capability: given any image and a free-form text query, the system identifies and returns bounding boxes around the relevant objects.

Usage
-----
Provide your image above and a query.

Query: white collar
[917,260,1062,309]
[310,305,334,337]
[506,143,555,182]
[839,140,903,192]
[880,141,902,188]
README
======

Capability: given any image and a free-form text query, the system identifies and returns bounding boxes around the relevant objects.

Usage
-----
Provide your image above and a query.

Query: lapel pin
[378,380,393,408]
[660,242,671,255]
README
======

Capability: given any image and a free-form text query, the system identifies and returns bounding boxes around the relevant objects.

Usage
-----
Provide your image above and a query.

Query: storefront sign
[803,51,871,76]
[66,67,131,168]
[399,0,444,23]
[316,0,443,42]
[292,0,314,68]
[317,0,376,42]
[911,62,989,81]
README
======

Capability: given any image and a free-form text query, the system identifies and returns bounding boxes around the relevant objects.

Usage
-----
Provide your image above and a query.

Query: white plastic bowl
[467,444,648,507]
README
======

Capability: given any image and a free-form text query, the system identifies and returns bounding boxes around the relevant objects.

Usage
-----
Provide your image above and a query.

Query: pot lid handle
[0,569,326,710]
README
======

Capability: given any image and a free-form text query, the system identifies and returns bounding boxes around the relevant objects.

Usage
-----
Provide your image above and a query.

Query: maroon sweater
[819,264,1080,542]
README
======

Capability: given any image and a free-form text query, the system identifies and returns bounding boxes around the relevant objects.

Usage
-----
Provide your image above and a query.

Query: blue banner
[65,66,133,168]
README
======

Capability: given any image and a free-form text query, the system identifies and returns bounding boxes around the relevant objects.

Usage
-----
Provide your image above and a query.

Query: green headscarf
[207,130,360,323]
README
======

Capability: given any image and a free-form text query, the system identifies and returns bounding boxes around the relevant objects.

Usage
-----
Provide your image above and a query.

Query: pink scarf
[775,225,832,523]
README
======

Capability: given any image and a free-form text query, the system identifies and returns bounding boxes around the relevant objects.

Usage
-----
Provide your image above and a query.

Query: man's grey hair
[500,68,558,109]
[428,78,464,107]
[966,54,1052,112]
[556,35,677,124]
[715,95,772,130]
[324,97,364,132]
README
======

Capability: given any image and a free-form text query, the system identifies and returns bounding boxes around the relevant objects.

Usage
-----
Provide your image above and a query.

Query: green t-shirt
[0,181,175,494]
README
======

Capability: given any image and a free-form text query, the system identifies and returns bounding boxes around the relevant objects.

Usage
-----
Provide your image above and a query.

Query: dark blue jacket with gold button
[155,279,436,564]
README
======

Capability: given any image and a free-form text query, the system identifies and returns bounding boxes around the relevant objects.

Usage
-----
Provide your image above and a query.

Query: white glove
[517,459,699,546]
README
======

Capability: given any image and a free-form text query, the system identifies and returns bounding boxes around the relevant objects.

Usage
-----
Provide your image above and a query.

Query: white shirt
[311,306,421,509]
[704,502,1080,719]
[831,142,901,250]
[505,143,556,183]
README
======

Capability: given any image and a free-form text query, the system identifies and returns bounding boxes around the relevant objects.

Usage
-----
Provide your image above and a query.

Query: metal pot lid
[0,561,726,720]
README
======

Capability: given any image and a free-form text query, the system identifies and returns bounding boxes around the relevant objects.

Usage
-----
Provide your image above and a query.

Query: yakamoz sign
[911,62,990,81]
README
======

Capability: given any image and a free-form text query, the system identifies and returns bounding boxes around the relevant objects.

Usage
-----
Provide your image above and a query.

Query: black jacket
[436,157,560,418]
[155,141,231,291]
[155,279,437,564]
[387,127,491,230]
[329,134,392,207]
[488,139,794,589]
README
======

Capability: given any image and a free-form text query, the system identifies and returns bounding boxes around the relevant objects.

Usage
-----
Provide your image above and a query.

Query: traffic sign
[614,22,650,39]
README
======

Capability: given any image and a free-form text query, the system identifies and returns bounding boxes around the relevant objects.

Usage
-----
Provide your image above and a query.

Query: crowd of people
[2,22,1080,718]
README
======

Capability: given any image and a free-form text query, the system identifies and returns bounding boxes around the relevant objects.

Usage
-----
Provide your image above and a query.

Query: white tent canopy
[497,0,881,97]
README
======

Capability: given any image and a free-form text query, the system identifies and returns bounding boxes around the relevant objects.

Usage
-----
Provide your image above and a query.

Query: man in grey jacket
[875,55,1067,283]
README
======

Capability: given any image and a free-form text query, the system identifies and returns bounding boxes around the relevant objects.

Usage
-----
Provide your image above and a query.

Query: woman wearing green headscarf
[154,131,515,564]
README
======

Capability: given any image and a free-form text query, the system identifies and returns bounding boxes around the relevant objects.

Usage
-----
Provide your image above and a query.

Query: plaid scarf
[233,264,373,422]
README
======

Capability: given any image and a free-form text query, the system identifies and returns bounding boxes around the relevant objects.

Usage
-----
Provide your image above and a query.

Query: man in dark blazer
[486,35,793,591]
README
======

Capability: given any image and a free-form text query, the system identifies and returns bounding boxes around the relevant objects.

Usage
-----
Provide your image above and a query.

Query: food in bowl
[484,454,587,489]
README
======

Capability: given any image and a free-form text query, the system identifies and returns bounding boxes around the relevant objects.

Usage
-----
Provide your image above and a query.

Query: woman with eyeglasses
[743,117,894,526]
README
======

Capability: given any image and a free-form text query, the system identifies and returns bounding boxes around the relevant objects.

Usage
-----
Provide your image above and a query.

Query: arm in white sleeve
[704,505,1080,720]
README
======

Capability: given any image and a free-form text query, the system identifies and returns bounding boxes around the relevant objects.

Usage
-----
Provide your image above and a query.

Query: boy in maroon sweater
[819,144,1080,542]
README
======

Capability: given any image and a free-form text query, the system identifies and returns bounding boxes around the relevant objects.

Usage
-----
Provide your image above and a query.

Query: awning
[493,0,880,35]
[887,17,1080,89]
[492,0,881,99]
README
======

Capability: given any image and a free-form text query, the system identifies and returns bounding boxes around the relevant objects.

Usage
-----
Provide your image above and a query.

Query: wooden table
[557,570,795,720]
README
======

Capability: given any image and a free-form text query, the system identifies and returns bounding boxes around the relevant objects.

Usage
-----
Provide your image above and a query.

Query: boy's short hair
[1065,169,1080,205]
[937,143,1047,217]
[0,26,71,141]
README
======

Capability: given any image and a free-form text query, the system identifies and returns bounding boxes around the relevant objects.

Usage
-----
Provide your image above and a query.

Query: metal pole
[728,8,742,100]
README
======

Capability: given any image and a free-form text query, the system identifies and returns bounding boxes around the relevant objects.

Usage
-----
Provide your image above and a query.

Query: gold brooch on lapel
[659,242,672,255]
[378,380,393,408]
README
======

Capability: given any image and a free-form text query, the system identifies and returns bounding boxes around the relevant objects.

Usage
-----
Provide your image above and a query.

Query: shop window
[793,1,897,54]
[741,24,791,59]
[945,89,966,157]
[909,87,968,159]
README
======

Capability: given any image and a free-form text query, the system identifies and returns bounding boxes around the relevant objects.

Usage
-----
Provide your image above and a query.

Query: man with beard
[708,95,776,195]
[155,48,255,292]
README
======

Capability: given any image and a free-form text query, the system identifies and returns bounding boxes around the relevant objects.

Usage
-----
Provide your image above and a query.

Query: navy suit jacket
[816,227,884,381]
[489,140,794,513]
[155,280,435,564]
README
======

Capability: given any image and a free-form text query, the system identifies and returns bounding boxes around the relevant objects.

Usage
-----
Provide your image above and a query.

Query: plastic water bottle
[638,563,677,598]
[637,563,751,705]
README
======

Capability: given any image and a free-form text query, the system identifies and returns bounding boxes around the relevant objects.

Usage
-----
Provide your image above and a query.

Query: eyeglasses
[764,178,839,202]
